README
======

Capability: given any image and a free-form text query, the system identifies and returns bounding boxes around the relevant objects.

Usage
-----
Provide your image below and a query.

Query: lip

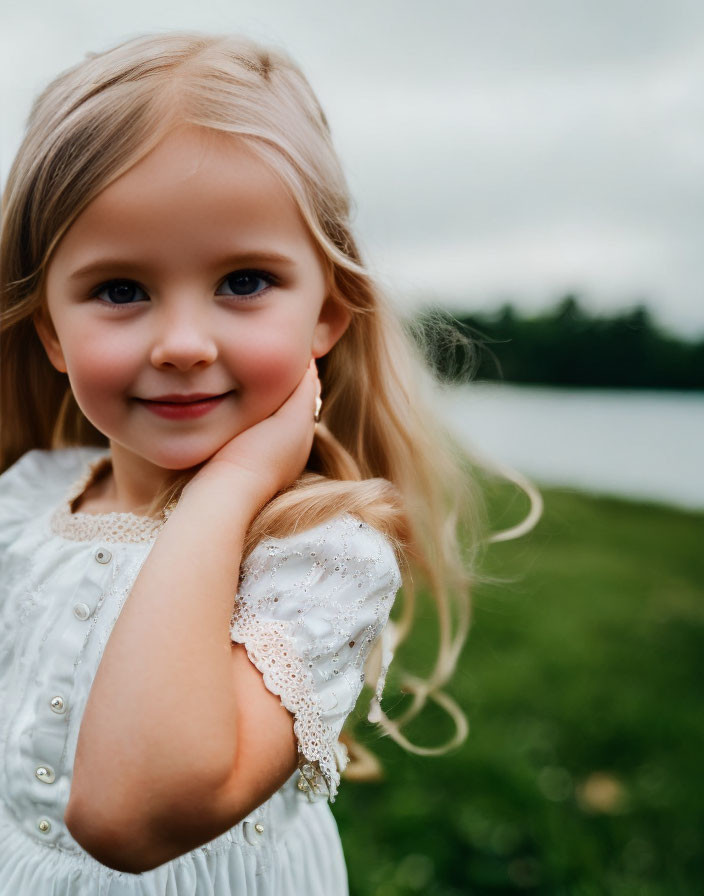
[145,393,227,403]
[137,391,232,420]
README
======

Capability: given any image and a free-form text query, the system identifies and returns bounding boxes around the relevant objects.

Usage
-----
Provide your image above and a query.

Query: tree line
[413,296,704,390]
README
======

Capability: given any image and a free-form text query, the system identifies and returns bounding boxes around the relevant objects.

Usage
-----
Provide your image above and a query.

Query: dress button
[35,765,56,784]
[95,548,112,564]
[243,820,265,845]
[50,696,66,714]
[73,603,92,621]
[37,818,52,834]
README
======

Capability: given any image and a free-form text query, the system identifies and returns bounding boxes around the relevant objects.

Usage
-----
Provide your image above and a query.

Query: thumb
[270,359,319,422]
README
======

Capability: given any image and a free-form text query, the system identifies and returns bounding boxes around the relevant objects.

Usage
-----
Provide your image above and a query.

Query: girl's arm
[65,367,319,873]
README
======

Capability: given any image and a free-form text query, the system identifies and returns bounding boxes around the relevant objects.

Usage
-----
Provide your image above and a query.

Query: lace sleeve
[230,514,401,802]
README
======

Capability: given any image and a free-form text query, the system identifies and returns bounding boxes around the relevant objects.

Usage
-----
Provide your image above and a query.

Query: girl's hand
[187,359,321,509]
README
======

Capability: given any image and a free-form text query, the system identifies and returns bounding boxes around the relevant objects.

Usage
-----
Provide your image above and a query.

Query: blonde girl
[0,31,525,896]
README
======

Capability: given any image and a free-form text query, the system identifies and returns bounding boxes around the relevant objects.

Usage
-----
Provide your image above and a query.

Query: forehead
[51,126,320,272]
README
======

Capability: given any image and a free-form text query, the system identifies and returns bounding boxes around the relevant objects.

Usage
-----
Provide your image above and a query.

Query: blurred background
[3,2,702,892]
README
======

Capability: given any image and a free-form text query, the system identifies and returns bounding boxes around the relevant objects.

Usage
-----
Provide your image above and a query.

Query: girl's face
[36,126,349,482]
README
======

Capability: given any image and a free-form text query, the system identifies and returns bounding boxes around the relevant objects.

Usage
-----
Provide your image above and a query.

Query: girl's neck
[70,459,115,514]
[72,447,174,518]
[72,468,151,517]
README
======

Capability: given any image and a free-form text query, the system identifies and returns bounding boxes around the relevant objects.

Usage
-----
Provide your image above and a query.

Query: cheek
[232,327,309,395]
[62,331,139,398]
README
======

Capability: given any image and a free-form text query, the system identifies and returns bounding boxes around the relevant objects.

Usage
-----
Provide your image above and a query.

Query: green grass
[333,484,704,895]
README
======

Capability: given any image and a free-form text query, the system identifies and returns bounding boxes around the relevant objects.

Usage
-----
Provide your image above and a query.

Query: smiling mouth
[136,391,233,419]
[140,391,233,404]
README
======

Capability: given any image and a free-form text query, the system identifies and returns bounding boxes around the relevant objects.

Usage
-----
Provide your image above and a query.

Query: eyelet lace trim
[49,454,175,544]
[230,606,346,802]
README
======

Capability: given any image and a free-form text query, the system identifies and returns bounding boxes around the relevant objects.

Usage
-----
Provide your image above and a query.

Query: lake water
[434,383,704,512]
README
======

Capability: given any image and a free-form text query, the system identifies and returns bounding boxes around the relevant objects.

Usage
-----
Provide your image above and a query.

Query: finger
[309,358,322,405]
[270,362,318,422]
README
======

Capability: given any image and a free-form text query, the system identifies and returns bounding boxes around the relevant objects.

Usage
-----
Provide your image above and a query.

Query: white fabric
[0,447,401,895]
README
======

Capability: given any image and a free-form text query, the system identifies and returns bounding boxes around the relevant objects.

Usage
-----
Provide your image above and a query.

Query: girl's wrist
[179,462,273,521]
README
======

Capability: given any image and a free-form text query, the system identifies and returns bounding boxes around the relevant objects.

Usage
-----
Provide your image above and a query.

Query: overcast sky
[2,0,703,336]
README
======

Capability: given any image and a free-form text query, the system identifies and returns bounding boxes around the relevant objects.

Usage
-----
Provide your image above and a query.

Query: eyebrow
[68,251,297,281]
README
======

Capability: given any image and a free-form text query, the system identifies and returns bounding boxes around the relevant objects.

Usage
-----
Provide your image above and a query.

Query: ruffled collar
[49,453,174,544]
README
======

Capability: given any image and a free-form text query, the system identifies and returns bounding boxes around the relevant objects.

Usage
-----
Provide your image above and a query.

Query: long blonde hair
[1,32,537,765]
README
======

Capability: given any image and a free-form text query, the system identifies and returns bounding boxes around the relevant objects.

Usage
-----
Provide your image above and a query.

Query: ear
[311,296,351,359]
[33,307,67,374]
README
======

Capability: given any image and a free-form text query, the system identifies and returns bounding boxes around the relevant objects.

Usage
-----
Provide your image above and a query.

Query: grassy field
[333,483,704,895]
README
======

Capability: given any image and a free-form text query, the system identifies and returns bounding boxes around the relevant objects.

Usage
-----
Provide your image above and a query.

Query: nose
[150,303,218,371]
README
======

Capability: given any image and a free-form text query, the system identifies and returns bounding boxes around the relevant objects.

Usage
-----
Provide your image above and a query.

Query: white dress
[0,447,401,896]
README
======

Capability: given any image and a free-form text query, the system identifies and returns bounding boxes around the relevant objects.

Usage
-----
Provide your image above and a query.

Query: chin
[152,453,217,473]
[136,441,226,473]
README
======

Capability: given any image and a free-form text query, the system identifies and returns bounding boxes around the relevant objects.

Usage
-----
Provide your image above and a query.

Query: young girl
[0,31,531,895]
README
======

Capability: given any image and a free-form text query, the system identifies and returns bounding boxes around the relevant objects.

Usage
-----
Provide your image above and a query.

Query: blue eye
[93,280,147,306]
[216,270,275,298]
